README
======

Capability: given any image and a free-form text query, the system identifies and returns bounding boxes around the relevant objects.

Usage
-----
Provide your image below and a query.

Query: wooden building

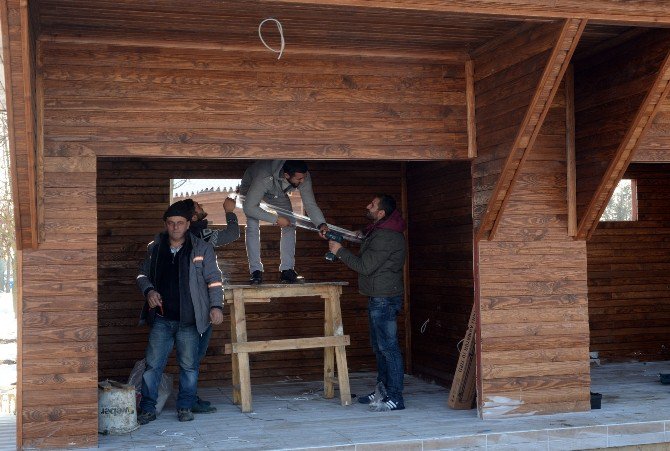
[3,0,670,447]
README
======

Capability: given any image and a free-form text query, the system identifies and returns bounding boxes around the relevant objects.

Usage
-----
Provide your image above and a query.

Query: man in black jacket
[180,197,240,413]
[328,194,407,411]
[136,200,224,424]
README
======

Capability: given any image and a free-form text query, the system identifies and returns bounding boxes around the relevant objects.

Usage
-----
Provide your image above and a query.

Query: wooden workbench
[224,282,351,412]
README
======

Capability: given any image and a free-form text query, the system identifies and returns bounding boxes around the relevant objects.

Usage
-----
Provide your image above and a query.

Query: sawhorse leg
[324,295,335,399]
[233,290,253,412]
[330,286,351,406]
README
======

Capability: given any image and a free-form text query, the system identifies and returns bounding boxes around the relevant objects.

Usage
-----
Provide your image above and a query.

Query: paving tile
[607,421,667,447]
[354,438,422,450]
[422,434,487,450]
[486,429,549,446]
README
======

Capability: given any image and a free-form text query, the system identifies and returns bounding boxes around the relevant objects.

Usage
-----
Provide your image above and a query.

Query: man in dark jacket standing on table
[136,200,224,424]
[328,194,407,411]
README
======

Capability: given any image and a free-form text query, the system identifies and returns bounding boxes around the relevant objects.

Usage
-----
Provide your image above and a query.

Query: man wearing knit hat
[136,200,224,424]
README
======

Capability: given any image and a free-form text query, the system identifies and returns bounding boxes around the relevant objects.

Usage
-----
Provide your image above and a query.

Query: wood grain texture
[476,87,591,418]
[587,164,670,362]
[474,19,585,241]
[97,159,404,388]
[575,28,670,239]
[406,161,473,386]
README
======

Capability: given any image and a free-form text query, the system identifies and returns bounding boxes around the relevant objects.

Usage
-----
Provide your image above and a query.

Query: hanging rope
[258,18,285,60]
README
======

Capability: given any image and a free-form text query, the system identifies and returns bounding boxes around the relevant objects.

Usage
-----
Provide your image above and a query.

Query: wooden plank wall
[471,21,563,234]
[38,41,468,161]
[477,86,591,418]
[97,158,404,386]
[635,94,670,162]
[587,163,670,361]
[28,23,469,446]
[406,161,473,385]
[574,29,670,227]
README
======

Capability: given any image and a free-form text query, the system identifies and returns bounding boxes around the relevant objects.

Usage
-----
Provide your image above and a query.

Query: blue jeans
[140,317,200,412]
[368,296,404,403]
[192,324,213,404]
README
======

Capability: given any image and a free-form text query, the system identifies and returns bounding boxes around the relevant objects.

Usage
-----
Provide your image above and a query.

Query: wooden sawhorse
[224,282,351,412]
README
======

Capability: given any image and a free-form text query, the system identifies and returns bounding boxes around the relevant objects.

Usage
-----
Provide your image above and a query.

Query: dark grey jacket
[336,228,406,297]
[137,232,223,334]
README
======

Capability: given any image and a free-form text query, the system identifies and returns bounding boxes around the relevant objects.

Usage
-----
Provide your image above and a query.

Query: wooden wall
[97,158,404,386]
[21,18,470,446]
[635,95,670,162]
[471,21,566,235]
[406,161,473,385]
[476,87,591,418]
[38,41,468,161]
[587,163,670,361]
[574,29,670,235]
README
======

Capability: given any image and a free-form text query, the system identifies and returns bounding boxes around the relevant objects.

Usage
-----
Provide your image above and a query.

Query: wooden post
[565,64,578,237]
[323,289,336,399]
[229,293,241,406]
[329,285,351,406]
[233,289,252,412]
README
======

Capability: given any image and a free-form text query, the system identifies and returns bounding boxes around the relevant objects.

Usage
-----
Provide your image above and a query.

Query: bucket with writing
[98,380,140,435]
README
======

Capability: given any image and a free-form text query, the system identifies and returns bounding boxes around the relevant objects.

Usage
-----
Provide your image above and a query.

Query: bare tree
[601,180,633,221]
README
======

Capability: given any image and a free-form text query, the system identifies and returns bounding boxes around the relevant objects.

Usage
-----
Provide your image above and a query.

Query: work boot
[279,269,304,284]
[196,395,211,407]
[177,408,194,422]
[137,410,156,425]
[191,398,217,414]
[249,270,263,285]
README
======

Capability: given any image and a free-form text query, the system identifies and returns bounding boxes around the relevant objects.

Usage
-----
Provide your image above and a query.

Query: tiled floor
[90,361,670,450]
[3,361,670,450]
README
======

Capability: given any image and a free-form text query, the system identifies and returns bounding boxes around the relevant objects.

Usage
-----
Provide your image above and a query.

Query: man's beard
[365,210,375,221]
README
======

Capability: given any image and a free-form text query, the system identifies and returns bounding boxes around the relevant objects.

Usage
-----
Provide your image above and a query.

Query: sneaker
[191,399,217,414]
[374,397,405,411]
[358,391,377,404]
[137,410,156,425]
[279,269,304,284]
[196,395,211,407]
[177,408,194,422]
[250,270,263,285]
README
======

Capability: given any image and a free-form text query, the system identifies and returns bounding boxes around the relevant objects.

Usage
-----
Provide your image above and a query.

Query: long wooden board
[448,306,477,409]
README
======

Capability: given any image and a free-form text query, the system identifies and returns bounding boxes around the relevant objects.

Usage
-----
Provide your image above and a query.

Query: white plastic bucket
[98,380,140,435]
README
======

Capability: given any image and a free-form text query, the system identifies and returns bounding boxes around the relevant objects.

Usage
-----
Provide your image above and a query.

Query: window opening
[600,179,637,222]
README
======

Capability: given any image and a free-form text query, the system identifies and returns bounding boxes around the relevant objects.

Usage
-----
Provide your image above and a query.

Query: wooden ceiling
[36,0,547,59]
[35,1,650,61]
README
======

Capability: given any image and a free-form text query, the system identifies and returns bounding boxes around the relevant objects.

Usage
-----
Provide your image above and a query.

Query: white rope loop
[258,18,285,60]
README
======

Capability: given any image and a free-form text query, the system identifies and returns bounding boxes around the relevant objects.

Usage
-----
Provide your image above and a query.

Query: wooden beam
[474,19,586,241]
[226,336,350,354]
[2,0,38,249]
[565,65,577,237]
[575,29,670,239]
[465,59,477,159]
[268,0,670,26]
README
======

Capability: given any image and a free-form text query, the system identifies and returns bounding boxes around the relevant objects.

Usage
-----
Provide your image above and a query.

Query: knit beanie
[163,200,194,221]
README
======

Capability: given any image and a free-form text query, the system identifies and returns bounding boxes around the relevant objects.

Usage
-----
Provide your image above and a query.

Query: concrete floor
[3,361,670,450]
[91,361,670,450]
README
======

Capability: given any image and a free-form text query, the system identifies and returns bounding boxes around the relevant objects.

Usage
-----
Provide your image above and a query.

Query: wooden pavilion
[3,0,670,448]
